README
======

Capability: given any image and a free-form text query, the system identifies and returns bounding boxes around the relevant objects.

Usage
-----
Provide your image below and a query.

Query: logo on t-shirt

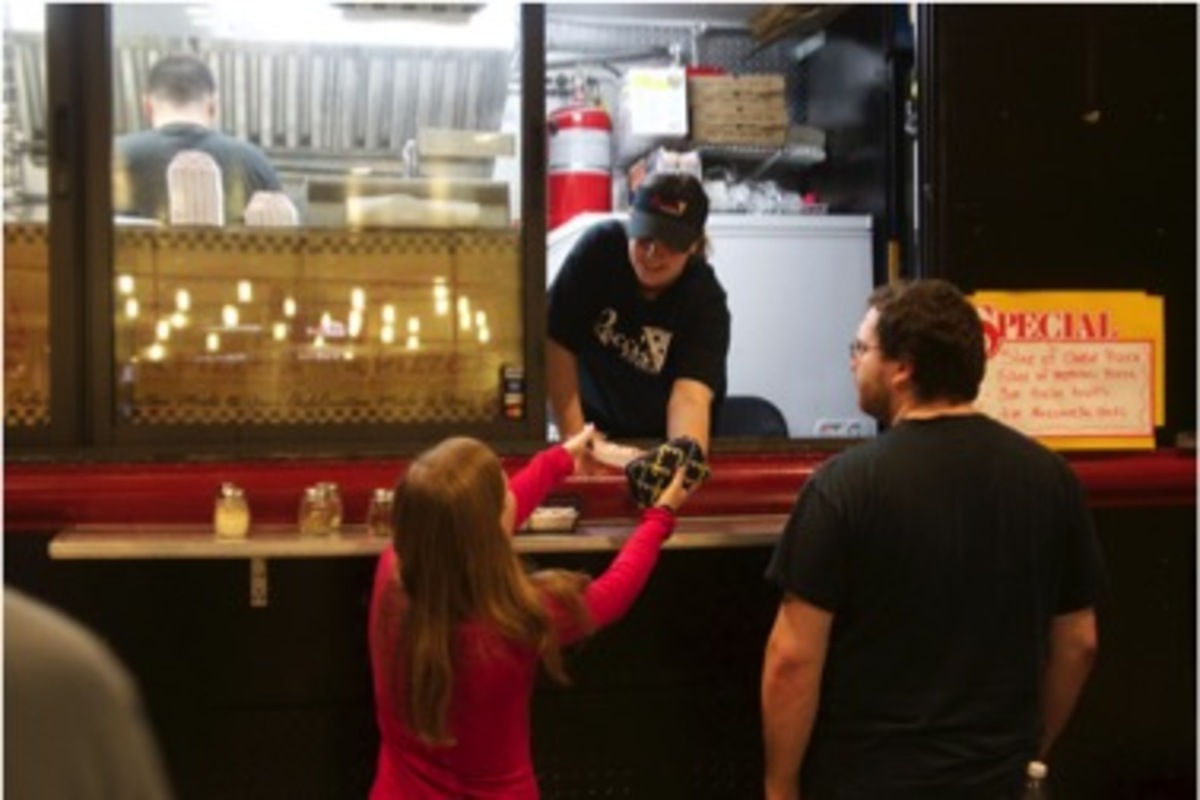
[593,309,672,375]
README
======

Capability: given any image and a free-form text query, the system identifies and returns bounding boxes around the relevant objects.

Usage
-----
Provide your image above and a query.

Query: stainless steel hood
[6,32,513,166]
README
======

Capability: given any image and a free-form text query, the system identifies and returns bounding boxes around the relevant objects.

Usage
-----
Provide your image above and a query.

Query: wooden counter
[48,515,787,560]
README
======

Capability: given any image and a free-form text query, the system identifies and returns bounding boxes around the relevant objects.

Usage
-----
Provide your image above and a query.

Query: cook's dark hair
[147,54,216,105]
[868,279,986,404]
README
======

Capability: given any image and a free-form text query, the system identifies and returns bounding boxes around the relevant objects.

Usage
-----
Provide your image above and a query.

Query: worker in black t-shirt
[113,53,285,225]
[547,172,731,459]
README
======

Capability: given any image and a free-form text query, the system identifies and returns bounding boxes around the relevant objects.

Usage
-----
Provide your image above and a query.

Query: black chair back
[715,395,789,438]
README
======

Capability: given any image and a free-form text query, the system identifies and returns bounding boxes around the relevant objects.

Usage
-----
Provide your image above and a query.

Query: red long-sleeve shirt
[368,445,675,799]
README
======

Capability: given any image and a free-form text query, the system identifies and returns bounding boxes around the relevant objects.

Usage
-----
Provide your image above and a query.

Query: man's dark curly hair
[868,279,986,404]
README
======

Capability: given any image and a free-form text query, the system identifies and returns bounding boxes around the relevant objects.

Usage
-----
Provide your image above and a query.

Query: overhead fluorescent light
[335,3,485,24]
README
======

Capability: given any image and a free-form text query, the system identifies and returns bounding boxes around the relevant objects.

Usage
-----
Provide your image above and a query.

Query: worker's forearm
[546,341,586,437]
[667,391,712,453]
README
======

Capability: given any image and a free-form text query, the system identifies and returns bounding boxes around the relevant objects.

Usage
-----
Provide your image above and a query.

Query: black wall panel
[920,5,1197,442]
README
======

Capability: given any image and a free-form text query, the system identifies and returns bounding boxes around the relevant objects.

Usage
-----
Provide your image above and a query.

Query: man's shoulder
[809,438,878,489]
[677,258,729,309]
[115,129,168,156]
[578,218,629,253]
[967,413,1071,467]
[197,130,272,160]
[560,219,629,285]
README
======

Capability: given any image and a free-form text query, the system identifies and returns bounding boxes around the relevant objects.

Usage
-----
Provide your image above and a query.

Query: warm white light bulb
[170,311,188,329]
[407,316,420,334]
[175,288,191,311]
[222,305,239,328]
[351,287,366,311]
[478,326,491,344]
[382,304,396,324]
[435,298,449,316]
[117,274,135,295]
[147,342,166,361]
[206,332,220,352]
[348,309,363,337]
[283,297,297,317]
[155,320,171,341]
[272,322,288,341]
[237,280,253,303]
[381,325,395,344]
[124,298,140,319]
[406,335,419,351]
[458,297,472,331]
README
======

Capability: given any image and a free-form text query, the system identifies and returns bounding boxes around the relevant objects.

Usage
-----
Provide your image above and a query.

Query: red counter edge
[4,449,1194,533]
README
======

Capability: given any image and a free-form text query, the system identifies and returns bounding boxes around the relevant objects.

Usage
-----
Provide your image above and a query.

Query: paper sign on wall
[970,291,1164,450]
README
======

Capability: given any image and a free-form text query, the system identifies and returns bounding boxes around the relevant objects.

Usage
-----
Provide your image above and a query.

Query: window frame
[5,4,549,459]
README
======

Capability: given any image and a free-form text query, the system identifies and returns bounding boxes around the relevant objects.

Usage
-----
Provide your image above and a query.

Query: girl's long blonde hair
[390,437,590,745]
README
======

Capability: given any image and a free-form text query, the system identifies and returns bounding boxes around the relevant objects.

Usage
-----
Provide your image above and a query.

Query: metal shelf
[695,142,826,179]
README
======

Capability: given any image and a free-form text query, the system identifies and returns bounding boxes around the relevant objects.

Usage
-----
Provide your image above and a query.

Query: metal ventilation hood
[6,32,513,171]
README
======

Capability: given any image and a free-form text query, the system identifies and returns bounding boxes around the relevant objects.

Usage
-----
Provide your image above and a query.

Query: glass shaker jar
[366,488,395,538]
[298,486,330,537]
[214,482,251,540]
[317,482,343,533]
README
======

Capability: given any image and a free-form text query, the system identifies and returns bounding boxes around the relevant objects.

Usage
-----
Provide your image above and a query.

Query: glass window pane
[4,10,51,429]
[113,228,522,425]
[110,3,525,433]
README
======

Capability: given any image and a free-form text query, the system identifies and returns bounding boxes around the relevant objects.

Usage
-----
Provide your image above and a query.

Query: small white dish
[524,506,580,532]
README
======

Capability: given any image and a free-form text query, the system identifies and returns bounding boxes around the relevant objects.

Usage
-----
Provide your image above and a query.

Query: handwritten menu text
[977,340,1154,437]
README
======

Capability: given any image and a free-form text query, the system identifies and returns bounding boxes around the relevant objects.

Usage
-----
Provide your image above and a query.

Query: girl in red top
[368,426,691,799]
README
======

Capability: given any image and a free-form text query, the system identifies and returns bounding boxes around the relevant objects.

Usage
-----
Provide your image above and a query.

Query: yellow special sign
[969,291,1164,450]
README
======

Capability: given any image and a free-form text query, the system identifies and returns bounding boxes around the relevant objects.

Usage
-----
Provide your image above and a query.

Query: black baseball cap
[627,172,709,252]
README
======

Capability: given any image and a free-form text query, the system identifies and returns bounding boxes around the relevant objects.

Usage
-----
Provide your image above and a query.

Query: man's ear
[205,95,218,123]
[141,95,154,124]
[890,356,915,394]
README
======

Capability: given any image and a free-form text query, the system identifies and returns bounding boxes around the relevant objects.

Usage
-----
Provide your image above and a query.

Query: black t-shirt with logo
[548,219,730,439]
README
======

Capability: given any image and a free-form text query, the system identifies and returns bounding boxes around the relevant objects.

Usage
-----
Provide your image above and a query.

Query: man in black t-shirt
[113,54,285,225]
[547,172,730,455]
[762,280,1106,800]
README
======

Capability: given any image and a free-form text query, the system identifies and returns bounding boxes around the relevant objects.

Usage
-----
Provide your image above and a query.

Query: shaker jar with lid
[214,482,251,539]
[366,488,395,538]
[298,486,331,537]
[316,482,343,532]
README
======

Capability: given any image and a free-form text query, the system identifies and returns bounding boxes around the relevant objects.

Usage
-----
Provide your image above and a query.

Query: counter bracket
[250,557,269,608]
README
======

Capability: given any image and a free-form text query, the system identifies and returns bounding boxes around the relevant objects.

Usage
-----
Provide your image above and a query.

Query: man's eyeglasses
[849,340,880,359]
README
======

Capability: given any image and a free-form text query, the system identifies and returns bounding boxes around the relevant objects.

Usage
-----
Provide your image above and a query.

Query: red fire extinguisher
[547,104,613,231]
